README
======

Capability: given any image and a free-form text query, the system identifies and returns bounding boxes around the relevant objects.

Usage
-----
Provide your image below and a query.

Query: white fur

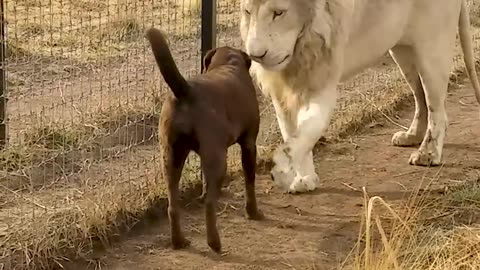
[271,86,337,193]
[241,0,480,193]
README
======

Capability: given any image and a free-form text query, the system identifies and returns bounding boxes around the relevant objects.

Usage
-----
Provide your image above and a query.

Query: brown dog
[145,27,264,253]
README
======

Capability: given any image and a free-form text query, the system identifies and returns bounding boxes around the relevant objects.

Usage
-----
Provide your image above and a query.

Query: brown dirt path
[74,84,480,270]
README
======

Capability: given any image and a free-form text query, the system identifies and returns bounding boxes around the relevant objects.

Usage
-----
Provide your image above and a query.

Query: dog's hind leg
[200,147,227,253]
[239,134,264,220]
[162,143,191,249]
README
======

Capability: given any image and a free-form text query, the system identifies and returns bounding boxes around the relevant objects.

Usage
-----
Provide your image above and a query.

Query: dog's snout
[250,50,268,61]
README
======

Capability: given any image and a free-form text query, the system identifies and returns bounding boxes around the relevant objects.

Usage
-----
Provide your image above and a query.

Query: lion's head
[240,0,328,71]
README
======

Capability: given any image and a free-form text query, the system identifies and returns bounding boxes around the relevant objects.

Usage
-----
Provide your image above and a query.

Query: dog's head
[202,47,252,73]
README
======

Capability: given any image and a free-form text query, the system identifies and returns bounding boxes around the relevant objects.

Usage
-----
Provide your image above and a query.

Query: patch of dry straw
[342,170,480,270]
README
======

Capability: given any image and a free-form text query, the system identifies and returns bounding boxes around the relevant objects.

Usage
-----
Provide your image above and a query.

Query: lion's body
[342,0,412,80]
[240,0,480,193]
[342,0,462,81]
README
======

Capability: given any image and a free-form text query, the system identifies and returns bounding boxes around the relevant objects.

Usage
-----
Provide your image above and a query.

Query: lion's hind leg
[407,31,457,166]
[390,45,428,147]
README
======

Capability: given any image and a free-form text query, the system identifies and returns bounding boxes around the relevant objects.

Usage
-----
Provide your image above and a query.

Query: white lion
[239,0,480,193]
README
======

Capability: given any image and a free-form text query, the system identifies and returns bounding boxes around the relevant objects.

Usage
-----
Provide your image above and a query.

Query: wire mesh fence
[1,0,215,267]
[0,0,480,268]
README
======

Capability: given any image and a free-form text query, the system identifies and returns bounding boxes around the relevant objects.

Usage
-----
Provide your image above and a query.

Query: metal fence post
[201,0,216,70]
[0,0,6,149]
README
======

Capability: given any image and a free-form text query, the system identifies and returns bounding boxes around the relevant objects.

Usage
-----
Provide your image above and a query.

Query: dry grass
[341,175,480,270]
[1,0,480,269]
[469,0,480,27]
[0,104,165,266]
[7,0,237,63]
[7,0,198,62]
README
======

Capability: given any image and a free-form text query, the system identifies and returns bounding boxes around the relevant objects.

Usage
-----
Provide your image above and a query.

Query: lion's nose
[250,50,268,61]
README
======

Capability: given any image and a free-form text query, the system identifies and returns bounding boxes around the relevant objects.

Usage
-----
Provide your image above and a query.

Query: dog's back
[145,28,258,149]
[187,52,259,145]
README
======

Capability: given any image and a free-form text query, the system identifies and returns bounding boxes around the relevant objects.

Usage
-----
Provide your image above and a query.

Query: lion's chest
[254,67,315,112]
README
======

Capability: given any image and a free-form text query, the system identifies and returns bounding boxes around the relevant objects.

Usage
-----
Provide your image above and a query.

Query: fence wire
[1,0,209,267]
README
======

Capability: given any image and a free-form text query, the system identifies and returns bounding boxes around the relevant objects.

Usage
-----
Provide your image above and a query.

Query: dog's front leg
[200,147,227,253]
[271,86,337,193]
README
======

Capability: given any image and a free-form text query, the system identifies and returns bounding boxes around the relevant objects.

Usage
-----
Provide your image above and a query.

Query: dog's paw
[207,236,222,254]
[246,208,265,221]
[287,174,319,194]
[171,237,191,250]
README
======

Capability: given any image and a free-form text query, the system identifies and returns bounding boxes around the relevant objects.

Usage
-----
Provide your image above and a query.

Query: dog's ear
[202,48,217,73]
[241,51,252,70]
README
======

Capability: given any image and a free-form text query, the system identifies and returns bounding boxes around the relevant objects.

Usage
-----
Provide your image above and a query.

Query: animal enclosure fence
[0,0,249,267]
[0,0,480,268]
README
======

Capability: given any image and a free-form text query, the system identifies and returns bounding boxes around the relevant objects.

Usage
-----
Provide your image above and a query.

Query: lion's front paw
[271,146,295,192]
[272,145,291,169]
[392,131,423,147]
[287,174,319,194]
[271,164,296,193]
[271,144,320,193]
[408,149,441,167]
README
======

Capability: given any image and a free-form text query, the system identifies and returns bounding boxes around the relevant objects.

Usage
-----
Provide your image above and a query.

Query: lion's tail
[458,0,480,105]
[145,27,190,100]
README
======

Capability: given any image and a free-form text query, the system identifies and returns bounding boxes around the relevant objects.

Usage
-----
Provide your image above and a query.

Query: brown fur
[144,27,264,253]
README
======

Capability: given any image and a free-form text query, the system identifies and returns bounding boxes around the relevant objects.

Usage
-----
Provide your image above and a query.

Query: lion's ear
[202,48,217,73]
[241,51,252,70]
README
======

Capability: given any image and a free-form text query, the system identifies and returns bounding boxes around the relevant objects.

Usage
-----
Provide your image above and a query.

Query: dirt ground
[4,2,480,269]
[61,80,480,270]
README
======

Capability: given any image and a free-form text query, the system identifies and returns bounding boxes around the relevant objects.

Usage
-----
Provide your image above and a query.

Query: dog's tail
[145,27,190,99]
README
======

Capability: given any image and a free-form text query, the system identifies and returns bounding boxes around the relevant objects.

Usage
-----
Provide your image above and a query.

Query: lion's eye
[244,9,251,15]
[273,10,284,20]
